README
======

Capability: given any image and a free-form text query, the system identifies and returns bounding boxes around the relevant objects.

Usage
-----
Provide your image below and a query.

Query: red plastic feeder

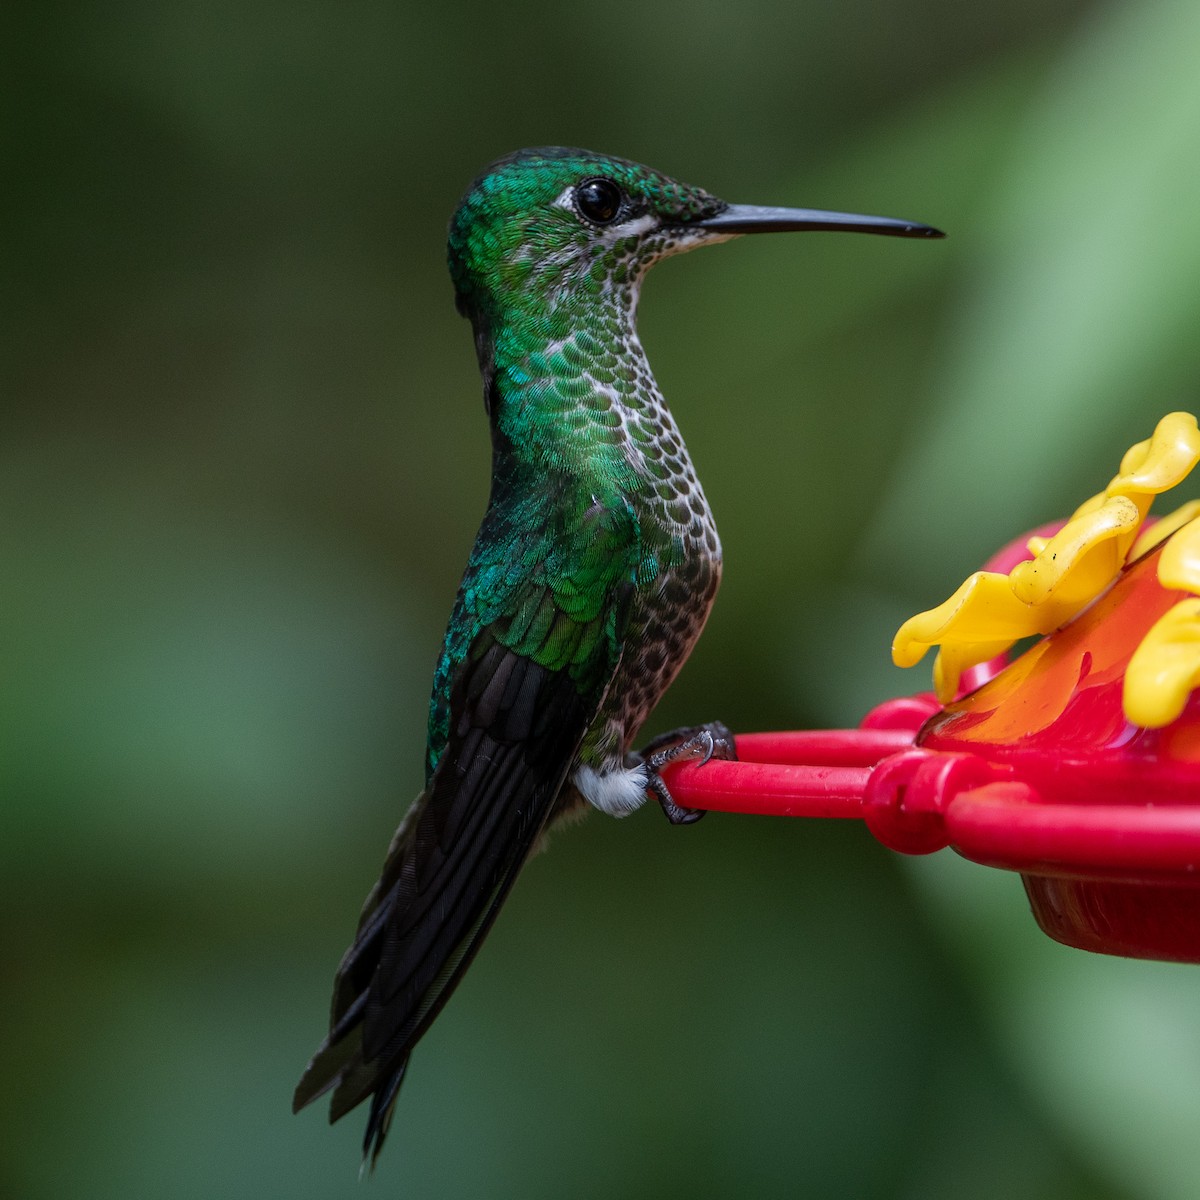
[662,536,1200,964]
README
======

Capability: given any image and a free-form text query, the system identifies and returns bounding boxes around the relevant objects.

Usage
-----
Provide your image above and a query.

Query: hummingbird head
[447,146,943,337]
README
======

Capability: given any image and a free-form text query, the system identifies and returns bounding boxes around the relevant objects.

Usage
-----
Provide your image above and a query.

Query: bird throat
[484,268,679,496]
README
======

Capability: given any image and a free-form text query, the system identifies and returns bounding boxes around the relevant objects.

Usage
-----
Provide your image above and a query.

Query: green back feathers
[425,483,642,780]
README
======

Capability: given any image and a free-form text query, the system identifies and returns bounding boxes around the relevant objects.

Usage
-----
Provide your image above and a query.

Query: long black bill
[694,204,944,239]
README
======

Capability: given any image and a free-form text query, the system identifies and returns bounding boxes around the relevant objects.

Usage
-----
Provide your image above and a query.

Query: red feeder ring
[662,537,1200,964]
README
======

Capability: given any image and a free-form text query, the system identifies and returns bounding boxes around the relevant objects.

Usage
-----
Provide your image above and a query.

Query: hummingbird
[293,147,942,1164]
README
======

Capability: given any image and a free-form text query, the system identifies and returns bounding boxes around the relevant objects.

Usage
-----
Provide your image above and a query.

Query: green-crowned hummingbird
[293,147,942,1164]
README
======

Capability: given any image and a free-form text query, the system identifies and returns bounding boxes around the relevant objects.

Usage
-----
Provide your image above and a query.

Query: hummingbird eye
[574,178,623,226]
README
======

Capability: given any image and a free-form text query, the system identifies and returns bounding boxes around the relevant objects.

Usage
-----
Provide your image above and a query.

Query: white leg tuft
[573,762,649,818]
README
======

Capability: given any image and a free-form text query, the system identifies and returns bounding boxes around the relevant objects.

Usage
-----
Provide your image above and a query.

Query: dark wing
[293,492,638,1164]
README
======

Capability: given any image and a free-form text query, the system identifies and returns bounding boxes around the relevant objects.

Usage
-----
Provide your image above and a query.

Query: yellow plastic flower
[1125,517,1200,726]
[893,412,1200,726]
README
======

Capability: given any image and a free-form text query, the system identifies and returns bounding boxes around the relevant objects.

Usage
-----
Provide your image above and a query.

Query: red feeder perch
[662,520,1200,964]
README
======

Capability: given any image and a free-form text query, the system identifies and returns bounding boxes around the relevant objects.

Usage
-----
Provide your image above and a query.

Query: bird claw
[645,772,707,825]
[636,721,737,825]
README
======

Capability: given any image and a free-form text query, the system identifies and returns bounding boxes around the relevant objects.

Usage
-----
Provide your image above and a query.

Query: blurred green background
[7,0,1200,1196]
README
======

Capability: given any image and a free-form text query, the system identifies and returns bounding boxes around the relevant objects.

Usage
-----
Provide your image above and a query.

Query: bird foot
[635,721,737,825]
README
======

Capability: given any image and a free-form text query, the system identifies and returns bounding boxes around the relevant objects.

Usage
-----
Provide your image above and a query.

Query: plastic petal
[1125,599,1200,728]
